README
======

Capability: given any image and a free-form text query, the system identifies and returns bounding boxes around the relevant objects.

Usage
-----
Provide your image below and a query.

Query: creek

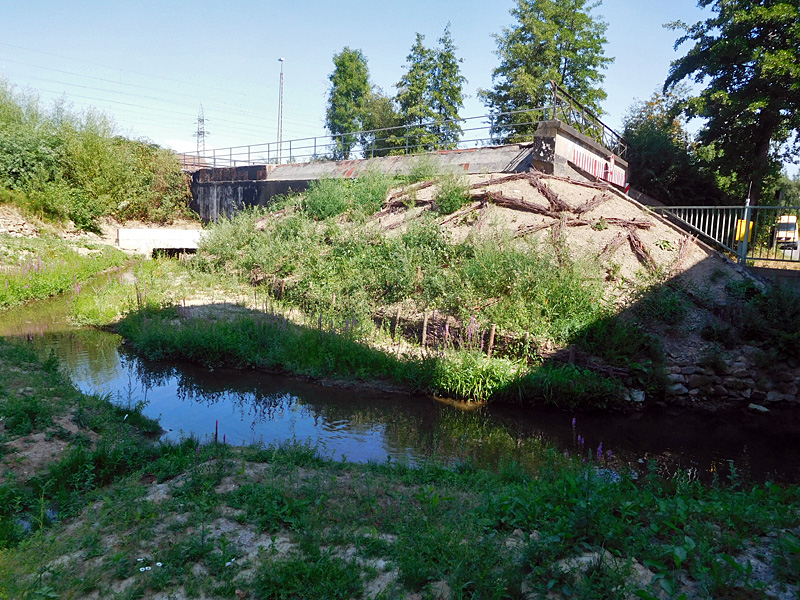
[2,286,799,483]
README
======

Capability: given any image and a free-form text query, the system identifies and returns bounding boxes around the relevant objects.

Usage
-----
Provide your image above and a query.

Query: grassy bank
[0,235,129,309]
[0,338,799,599]
[116,307,624,409]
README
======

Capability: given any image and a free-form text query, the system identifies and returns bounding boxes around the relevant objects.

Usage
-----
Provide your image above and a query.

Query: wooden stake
[421,311,429,347]
[487,324,497,358]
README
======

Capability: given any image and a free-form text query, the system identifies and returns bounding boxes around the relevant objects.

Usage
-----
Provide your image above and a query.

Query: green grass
[0,338,798,599]
[0,236,129,309]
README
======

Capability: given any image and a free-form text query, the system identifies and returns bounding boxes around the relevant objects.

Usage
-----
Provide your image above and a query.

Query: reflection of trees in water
[123,351,301,428]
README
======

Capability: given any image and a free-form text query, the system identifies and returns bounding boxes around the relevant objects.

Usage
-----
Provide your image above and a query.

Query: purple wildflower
[597,442,603,460]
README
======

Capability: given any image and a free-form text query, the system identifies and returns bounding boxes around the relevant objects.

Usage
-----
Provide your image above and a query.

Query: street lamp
[277,58,285,164]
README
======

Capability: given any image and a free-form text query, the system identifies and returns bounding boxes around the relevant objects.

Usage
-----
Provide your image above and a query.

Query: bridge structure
[181,82,629,221]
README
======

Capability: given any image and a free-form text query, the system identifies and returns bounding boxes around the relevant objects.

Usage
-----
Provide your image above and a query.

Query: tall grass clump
[434,171,470,214]
[0,79,192,231]
[301,169,394,221]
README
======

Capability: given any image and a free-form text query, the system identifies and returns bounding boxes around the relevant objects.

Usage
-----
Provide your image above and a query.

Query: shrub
[434,171,470,214]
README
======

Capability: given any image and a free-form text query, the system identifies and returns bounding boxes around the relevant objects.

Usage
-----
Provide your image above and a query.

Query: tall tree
[479,0,613,142]
[396,34,438,152]
[430,25,467,149]
[623,86,722,206]
[326,47,370,159]
[359,87,402,157]
[664,0,800,206]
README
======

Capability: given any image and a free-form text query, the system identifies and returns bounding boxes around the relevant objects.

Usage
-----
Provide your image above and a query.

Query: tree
[395,27,467,152]
[359,88,402,157]
[396,34,438,152]
[429,25,467,149]
[664,0,800,206]
[326,47,370,159]
[480,0,613,142]
[623,86,722,205]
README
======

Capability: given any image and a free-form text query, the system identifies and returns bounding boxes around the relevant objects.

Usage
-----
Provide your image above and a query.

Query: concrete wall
[532,120,627,186]
[190,130,628,222]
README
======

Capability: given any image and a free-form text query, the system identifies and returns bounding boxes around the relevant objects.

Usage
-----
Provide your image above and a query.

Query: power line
[0,42,264,101]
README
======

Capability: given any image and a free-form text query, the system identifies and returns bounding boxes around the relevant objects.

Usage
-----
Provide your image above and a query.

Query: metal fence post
[738,194,752,265]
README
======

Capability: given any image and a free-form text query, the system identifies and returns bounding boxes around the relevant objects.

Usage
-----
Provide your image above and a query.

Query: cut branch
[627,228,657,271]
[527,173,572,212]
[472,190,559,218]
[597,232,626,259]
[574,193,611,215]
[605,217,652,229]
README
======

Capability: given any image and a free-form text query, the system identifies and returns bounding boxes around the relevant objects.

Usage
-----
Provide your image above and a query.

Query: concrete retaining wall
[190,126,629,222]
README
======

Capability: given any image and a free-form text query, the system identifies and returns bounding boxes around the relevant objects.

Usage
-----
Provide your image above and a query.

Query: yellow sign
[735,219,753,242]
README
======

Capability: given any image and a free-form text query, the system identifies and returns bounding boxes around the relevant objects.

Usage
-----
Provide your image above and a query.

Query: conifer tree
[480,0,612,142]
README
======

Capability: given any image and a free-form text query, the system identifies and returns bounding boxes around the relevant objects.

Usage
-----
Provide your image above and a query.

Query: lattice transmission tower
[193,104,210,154]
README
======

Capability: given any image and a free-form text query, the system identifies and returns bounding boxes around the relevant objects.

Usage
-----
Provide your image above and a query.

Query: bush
[0,79,192,230]
[434,171,470,214]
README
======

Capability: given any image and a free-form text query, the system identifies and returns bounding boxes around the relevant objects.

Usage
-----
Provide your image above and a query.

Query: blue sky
[6,0,793,176]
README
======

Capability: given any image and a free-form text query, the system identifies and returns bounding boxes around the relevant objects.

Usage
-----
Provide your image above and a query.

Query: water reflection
[2,296,799,482]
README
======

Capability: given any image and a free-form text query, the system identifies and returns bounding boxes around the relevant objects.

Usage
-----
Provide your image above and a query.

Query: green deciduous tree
[623,86,722,206]
[326,47,371,159]
[664,0,800,206]
[359,88,402,157]
[480,0,613,142]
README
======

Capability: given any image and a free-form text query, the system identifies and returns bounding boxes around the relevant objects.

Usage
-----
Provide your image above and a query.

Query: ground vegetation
[0,339,798,600]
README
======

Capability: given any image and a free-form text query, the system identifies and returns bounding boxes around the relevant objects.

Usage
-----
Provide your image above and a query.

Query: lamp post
[277,57,285,164]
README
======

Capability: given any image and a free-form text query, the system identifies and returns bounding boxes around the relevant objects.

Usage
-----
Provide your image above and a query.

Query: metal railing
[180,81,627,170]
[549,81,627,159]
[653,205,800,264]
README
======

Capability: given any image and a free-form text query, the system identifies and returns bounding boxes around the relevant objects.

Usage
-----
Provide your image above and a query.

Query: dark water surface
[3,290,800,483]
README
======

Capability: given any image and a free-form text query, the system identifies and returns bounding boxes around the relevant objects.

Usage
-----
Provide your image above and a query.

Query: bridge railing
[653,205,800,264]
[180,82,627,169]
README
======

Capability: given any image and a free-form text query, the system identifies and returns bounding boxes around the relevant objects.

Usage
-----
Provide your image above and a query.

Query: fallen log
[627,227,657,271]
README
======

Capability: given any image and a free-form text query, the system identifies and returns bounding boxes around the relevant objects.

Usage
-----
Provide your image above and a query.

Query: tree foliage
[623,86,722,206]
[396,34,438,152]
[325,47,371,159]
[665,0,800,205]
[480,0,613,142]
[429,25,467,149]
[395,26,467,152]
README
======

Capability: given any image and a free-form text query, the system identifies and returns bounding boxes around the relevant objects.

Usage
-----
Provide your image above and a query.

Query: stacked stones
[666,357,799,411]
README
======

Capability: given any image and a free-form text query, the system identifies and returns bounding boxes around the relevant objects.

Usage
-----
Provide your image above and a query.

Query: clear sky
[1,0,793,176]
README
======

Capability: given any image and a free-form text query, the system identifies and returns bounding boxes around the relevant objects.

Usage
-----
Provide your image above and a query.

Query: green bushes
[302,170,394,220]
[0,79,192,230]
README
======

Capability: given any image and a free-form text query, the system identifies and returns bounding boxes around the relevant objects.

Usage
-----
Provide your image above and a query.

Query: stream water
[2,286,800,483]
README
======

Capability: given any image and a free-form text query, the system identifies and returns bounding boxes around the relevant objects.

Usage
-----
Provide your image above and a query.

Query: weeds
[0,342,798,600]
[434,171,470,214]
[0,236,128,309]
